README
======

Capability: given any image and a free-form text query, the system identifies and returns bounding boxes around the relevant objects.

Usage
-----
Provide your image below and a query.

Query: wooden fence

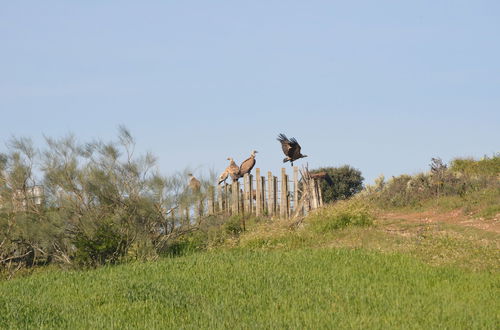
[174,166,323,223]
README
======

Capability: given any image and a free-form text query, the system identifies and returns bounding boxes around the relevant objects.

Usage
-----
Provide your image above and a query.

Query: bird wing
[239,157,256,175]
[289,137,302,158]
[218,169,229,184]
[228,161,240,178]
[277,133,292,155]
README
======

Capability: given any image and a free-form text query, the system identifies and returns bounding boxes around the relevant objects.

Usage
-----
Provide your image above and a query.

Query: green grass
[0,249,498,329]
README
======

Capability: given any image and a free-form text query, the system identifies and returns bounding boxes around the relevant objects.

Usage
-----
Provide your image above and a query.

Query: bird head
[227,157,233,161]
[252,150,258,157]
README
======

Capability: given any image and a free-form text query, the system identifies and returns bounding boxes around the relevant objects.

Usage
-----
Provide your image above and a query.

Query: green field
[1,248,498,329]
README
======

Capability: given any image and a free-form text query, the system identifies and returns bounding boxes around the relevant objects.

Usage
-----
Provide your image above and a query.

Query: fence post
[240,188,244,215]
[248,174,253,214]
[280,168,288,218]
[273,176,278,216]
[267,171,273,215]
[317,180,324,206]
[256,168,262,216]
[243,174,250,214]
[224,184,230,215]
[261,175,267,215]
[293,166,299,213]
[231,181,239,215]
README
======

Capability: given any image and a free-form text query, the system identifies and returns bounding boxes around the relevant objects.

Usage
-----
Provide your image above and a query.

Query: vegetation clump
[307,200,374,232]
[311,165,364,203]
[0,128,209,276]
[361,156,500,214]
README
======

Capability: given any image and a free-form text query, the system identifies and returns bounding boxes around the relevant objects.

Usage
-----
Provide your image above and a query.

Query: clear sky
[1,1,499,184]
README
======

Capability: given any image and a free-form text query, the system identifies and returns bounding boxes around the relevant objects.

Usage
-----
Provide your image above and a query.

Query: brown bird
[239,150,258,177]
[188,173,201,192]
[227,157,241,182]
[218,157,240,185]
[277,133,307,166]
[218,168,229,185]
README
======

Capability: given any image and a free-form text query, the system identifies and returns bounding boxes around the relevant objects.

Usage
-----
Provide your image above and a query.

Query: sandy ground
[381,209,500,234]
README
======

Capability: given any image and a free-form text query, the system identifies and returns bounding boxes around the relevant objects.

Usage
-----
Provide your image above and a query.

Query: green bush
[363,156,499,211]
[311,165,364,203]
[73,222,127,267]
[307,200,374,232]
[450,154,500,177]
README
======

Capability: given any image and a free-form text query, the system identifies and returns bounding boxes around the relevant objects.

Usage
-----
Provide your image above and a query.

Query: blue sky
[1,1,499,184]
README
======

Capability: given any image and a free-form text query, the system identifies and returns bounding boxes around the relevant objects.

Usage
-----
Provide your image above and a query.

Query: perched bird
[239,150,258,177]
[227,157,241,182]
[218,169,229,185]
[277,133,307,166]
[188,173,201,192]
[218,157,240,185]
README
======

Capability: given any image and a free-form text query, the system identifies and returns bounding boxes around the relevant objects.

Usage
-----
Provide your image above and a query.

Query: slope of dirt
[381,209,500,233]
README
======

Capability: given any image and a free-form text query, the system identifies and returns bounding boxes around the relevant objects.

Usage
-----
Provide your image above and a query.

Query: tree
[311,165,364,203]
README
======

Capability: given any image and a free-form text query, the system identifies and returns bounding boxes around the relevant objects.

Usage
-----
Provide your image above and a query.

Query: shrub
[311,165,364,203]
[307,200,374,233]
[73,222,127,267]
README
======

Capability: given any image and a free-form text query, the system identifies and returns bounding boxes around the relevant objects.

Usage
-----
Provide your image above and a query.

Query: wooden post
[248,174,253,215]
[243,174,250,214]
[225,184,230,215]
[310,180,319,210]
[280,168,288,218]
[272,176,278,216]
[317,181,324,207]
[256,168,262,216]
[240,188,244,215]
[293,166,299,213]
[208,186,214,215]
[267,171,273,215]
[261,175,267,215]
[231,181,239,215]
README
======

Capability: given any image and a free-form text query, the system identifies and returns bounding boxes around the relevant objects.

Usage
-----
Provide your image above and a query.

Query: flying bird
[218,157,241,185]
[239,150,258,177]
[188,173,201,192]
[277,133,307,166]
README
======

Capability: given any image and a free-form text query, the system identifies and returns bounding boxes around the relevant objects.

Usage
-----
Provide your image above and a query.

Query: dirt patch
[381,209,500,234]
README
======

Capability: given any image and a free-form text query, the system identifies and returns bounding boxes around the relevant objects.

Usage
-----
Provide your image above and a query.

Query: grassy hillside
[0,249,498,329]
[1,155,498,328]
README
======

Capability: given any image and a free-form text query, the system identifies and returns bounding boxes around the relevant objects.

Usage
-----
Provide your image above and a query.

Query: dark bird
[239,150,258,177]
[218,157,240,185]
[277,133,307,166]
[188,173,201,192]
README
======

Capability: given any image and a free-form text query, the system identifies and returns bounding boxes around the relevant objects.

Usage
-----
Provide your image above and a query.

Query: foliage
[311,165,364,203]
[307,200,374,232]
[450,154,500,177]
[362,156,500,212]
[0,128,209,274]
[72,222,127,267]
